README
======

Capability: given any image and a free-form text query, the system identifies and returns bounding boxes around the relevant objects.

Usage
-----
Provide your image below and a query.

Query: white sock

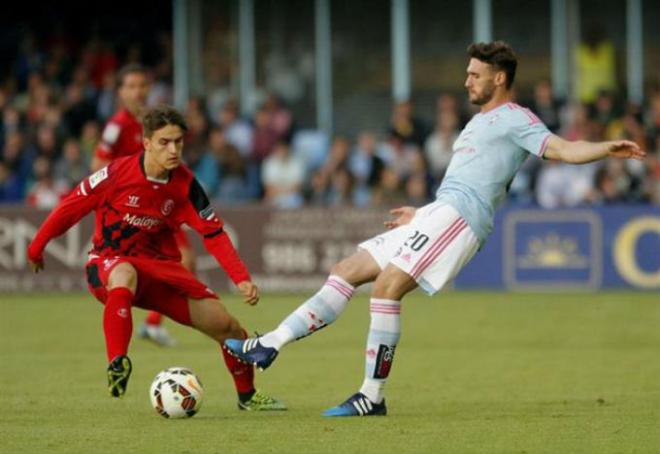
[359,298,401,404]
[260,275,355,350]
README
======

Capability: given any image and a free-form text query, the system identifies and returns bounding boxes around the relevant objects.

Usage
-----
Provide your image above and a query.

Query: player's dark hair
[142,105,188,138]
[467,41,517,89]
[117,63,147,89]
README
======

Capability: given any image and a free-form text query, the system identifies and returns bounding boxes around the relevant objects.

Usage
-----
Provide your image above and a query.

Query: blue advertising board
[455,206,660,290]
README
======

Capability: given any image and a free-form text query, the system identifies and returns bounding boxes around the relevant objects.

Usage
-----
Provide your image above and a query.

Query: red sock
[221,330,255,394]
[145,310,162,326]
[103,287,134,362]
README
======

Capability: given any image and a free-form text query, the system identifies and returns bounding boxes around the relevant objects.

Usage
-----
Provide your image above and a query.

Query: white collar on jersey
[146,175,169,184]
[139,153,171,184]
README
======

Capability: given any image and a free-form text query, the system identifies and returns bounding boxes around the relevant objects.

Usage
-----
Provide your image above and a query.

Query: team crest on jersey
[89,167,109,189]
[161,199,175,216]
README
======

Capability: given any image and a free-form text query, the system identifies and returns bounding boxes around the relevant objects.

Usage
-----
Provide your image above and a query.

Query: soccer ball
[149,367,204,418]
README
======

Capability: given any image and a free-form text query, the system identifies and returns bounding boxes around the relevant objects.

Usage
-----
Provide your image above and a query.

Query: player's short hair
[117,63,148,89]
[142,105,188,138]
[467,41,517,89]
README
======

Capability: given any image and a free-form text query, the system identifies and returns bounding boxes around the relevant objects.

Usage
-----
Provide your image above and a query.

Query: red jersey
[95,108,143,161]
[28,154,250,285]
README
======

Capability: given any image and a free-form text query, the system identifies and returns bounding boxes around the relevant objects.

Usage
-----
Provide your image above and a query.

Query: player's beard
[469,82,496,106]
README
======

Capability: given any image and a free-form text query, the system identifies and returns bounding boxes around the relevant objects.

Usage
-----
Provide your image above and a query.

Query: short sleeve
[508,106,553,158]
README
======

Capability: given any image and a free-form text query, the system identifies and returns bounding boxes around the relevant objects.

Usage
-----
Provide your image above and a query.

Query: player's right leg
[224,239,396,370]
[103,261,138,397]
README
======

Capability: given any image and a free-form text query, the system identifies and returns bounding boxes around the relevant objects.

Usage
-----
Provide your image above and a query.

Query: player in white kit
[225,41,645,416]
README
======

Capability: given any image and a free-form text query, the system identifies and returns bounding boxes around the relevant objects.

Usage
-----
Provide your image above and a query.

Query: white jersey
[436,102,553,242]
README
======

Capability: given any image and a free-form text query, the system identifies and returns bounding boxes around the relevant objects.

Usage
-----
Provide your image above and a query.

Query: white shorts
[358,202,479,295]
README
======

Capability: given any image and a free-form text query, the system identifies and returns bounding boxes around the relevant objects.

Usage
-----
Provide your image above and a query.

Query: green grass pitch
[2,291,660,453]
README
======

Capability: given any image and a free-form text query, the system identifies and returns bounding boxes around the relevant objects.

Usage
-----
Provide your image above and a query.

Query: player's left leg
[187,297,286,411]
[135,281,286,411]
[323,265,416,417]
[124,256,284,411]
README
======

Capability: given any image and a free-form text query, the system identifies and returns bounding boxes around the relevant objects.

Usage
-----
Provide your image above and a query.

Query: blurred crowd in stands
[1,32,659,210]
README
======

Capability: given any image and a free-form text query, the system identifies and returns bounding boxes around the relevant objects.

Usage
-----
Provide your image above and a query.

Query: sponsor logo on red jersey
[122,213,162,229]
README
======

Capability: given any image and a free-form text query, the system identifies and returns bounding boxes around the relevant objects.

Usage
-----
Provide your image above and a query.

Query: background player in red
[28,105,286,411]
[93,64,193,346]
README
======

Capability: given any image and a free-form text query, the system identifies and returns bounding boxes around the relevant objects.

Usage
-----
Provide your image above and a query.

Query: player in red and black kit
[93,64,192,347]
[28,106,286,410]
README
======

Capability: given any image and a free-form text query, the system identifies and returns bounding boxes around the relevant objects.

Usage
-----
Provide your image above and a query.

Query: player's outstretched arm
[28,191,97,271]
[543,135,646,164]
[27,170,107,271]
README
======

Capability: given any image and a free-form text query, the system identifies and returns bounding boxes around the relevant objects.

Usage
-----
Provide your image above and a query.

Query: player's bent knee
[207,316,240,343]
[372,266,417,300]
[330,260,351,278]
[107,262,138,293]
[330,250,380,286]
[190,298,241,343]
